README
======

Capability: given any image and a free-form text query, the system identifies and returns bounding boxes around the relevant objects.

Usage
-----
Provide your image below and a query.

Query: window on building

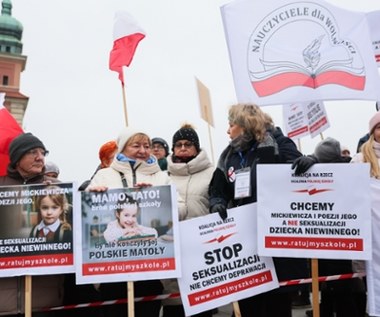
[5,46,10,52]
[2,76,9,85]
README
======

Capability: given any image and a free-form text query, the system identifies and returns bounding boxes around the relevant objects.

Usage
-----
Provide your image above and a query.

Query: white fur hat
[116,127,141,152]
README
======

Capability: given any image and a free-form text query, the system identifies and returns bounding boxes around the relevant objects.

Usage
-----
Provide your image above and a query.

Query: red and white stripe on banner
[44,272,366,312]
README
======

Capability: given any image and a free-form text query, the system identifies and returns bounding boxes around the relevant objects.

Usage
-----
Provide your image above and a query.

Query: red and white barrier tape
[279,272,366,286]
[44,272,366,311]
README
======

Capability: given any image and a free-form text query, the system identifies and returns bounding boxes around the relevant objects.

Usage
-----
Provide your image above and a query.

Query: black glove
[291,155,318,175]
[210,203,228,220]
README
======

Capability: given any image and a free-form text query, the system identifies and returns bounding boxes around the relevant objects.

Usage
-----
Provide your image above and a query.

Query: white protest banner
[366,10,380,67]
[257,164,371,260]
[365,178,380,316]
[282,103,309,139]
[177,204,278,316]
[0,183,76,276]
[305,100,330,138]
[75,185,181,284]
[221,0,380,105]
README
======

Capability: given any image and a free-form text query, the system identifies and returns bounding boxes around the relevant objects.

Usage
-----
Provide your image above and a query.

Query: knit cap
[9,133,46,168]
[172,124,200,152]
[44,161,60,176]
[369,111,380,134]
[152,137,169,157]
[116,127,140,152]
[313,137,341,163]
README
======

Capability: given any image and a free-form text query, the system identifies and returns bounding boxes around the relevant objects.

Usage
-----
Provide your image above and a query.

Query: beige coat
[162,149,214,306]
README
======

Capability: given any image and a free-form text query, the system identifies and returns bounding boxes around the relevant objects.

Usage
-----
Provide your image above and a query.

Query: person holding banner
[209,104,300,317]
[85,127,175,317]
[161,123,214,317]
[0,133,63,317]
[351,110,380,317]
[294,137,366,317]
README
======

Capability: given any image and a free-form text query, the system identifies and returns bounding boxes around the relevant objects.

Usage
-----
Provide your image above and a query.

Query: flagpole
[121,82,129,127]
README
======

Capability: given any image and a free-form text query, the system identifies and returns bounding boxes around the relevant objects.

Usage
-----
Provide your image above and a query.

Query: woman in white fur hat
[86,127,180,317]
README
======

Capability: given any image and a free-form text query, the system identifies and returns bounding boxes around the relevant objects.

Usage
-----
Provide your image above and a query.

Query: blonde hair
[228,104,267,142]
[361,134,380,178]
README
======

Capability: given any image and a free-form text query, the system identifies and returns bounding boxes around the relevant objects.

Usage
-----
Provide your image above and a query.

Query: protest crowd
[1,102,379,317]
[1,1,380,317]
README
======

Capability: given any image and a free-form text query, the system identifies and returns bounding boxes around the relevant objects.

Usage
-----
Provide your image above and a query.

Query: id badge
[234,167,251,199]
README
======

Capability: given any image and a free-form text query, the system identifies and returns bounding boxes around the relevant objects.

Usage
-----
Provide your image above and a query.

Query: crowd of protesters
[1,102,379,317]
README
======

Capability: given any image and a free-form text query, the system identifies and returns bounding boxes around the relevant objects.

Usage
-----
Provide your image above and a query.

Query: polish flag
[109,11,146,85]
[0,93,23,176]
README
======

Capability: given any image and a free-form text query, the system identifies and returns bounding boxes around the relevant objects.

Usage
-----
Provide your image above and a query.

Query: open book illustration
[250,35,366,97]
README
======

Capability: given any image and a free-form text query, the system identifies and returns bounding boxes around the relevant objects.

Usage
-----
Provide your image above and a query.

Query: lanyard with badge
[234,145,255,199]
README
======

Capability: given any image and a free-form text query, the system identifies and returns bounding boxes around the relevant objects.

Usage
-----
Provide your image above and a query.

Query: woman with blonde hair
[351,111,380,177]
[209,103,300,317]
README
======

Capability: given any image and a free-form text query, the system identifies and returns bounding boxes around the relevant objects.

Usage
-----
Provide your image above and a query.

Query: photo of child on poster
[103,194,158,243]
[77,185,181,284]
[0,183,75,276]
[29,185,72,243]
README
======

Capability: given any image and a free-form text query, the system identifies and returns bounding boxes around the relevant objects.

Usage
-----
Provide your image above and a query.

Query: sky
[10,0,380,183]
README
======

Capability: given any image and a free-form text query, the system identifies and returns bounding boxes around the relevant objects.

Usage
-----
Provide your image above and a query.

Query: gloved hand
[291,155,318,175]
[210,203,228,220]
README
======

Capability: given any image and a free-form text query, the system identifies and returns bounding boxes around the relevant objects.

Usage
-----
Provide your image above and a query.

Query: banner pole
[25,275,32,317]
[311,258,320,317]
[232,301,241,317]
[297,138,302,153]
[207,123,215,166]
[127,281,134,317]
[121,82,129,127]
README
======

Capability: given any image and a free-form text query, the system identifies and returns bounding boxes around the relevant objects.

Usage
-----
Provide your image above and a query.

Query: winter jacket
[90,157,171,189]
[271,126,302,163]
[162,149,214,306]
[167,149,214,220]
[0,167,63,316]
[208,134,309,291]
[90,157,186,219]
[209,133,279,209]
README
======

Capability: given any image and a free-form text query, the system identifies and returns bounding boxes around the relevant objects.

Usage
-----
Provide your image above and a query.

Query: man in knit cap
[0,132,56,185]
[0,132,63,316]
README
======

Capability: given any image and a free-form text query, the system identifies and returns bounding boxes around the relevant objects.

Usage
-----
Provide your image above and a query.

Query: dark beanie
[313,137,341,163]
[152,137,169,157]
[172,125,200,152]
[9,133,46,167]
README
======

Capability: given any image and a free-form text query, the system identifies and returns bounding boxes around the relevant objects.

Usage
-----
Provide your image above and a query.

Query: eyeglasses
[174,142,194,149]
[25,148,49,158]
[152,145,164,150]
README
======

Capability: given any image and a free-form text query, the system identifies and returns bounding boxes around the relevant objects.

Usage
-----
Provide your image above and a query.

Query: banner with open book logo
[221,0,380,105]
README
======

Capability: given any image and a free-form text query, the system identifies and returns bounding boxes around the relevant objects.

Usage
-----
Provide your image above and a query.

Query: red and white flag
[221,0,380,105]
[0,93,23,176]
[109,11,146,85]
[366,10,380,67]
